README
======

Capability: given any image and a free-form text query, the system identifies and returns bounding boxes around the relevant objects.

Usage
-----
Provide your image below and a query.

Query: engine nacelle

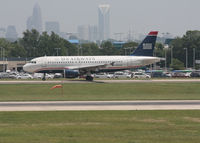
[64,70,79,78]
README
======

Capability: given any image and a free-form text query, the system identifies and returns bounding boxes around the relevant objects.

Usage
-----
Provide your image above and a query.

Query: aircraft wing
[67,63,114,71]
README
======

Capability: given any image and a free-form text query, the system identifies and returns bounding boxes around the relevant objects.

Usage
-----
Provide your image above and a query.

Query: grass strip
[0,110,200,143]
[0,82,200,101]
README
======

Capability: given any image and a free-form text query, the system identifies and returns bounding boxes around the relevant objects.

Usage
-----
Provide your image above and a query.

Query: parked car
[149,72,172,78]
[54,73,63,78]
[8,73,18,79]
[163,72,172,78]
[94,73,113,78]
[190,72,200,77]
[46,74,54,79]
[33,73,54,79]
[0,72,11,79]
[132,72,151,79]
[113,72,132,78]
[33,73,43,79]
[172,72,190,78]
[17,74,33,79]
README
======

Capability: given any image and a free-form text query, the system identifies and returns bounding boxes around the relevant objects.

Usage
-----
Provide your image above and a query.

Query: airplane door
[41,57,47,67]
[127,58,132,67]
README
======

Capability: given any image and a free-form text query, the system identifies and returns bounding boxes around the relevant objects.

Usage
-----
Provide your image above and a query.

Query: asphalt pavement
[0,79,200,84]
[1,100,200,111]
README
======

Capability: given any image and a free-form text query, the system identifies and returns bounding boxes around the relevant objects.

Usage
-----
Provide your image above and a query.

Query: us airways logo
[142,43,152,50]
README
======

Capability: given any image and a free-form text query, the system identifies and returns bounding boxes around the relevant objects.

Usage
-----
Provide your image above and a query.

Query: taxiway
[1,100,200,111]
[0,79,200,84]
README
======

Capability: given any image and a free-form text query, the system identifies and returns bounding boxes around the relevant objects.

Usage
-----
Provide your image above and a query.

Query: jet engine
[64,70,79,78]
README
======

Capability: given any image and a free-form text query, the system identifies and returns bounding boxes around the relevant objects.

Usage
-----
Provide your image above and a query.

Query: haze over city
[0,0,200,39]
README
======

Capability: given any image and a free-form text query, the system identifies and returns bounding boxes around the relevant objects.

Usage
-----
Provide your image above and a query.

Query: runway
[0,79,200,84]
[1,100,200,111]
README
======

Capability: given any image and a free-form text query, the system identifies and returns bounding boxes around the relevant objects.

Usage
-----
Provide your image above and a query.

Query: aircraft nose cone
[23,64,30,72]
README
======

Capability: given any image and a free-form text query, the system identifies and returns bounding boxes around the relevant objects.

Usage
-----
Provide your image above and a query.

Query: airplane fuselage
[23,56,160,73]
[23,31,160,81]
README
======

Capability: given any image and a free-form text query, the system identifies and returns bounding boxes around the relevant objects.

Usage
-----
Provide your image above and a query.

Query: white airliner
[23,31,160,81]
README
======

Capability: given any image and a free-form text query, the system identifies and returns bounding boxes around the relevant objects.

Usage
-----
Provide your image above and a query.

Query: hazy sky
[0,0,200,38]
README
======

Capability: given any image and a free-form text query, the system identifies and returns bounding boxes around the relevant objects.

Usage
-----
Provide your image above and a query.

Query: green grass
[0,82,200,101]
[0,110,200,143]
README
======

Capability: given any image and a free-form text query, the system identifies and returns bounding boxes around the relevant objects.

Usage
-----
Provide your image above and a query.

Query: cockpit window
[28,61,37,64]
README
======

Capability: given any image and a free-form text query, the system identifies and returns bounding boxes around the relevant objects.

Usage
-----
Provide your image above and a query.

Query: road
[0,79,200,84]
[1,100,200,111]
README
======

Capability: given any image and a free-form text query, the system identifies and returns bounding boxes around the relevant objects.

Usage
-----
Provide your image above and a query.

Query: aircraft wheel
[42,73,46,81]
[86,76,93,81]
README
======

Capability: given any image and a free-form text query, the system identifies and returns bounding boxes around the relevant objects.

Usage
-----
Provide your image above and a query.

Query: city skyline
[98,4,110,40]
[0,0,200,38]
[27,3,43,33]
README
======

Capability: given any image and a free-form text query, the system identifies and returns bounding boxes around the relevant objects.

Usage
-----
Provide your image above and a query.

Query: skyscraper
[27,3,43,33]
[45,21,60,35]
[0,28,6,38]
[98,4,110,41]
[77,25,98,42]
[77,25,89,40]
[5,25,18,42]
[89,25,98,42]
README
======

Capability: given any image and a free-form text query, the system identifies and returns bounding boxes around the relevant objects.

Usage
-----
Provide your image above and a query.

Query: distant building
[68,39,79,45]
[27,3,43,33]
[89,25,98,42]
[77,25,89,40]
[27,17,33,31]
[98,4,110,41]
[0,28,6,38]
[77,25,98,42]
[113,41,126,49]
[5,25,18,42]
[45,21,60,35]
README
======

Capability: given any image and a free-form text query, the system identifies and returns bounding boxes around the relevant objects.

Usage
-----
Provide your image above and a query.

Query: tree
[122,42,138,55]
[171,30,200,68]
[8,42,26,57]
[170,58,185,70]
[0,38,11,58]
[81,43,101,56]
[100,41,119,55]
[20,29,40,57]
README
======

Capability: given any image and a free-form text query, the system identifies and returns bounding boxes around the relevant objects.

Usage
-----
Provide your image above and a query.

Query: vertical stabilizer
[131,31,158,56]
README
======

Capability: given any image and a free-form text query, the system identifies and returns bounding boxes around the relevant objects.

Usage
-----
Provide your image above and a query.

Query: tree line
[0,29,200,70]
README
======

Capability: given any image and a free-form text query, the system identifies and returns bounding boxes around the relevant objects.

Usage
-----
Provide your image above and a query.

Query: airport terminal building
[0,58,31,72]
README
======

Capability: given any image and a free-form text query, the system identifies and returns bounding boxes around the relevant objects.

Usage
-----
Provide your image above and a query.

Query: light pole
[78,45,82,56]
[0,47,5,72]
[124,48,127,55]
[171,45,173,65]
[33,47,36,57]
[114,33,124,41]
[184,48,188,69]
[78,40,82,56]
[164,45,169,71]
[193,48,195,69]
[0,47,2,72]
[124,47,132,55]
[80,44,83,56]
[55,48,61,56]
[153,47,157,70]
[129,47,132,55]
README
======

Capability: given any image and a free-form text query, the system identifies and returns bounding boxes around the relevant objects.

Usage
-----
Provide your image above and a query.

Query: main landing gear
[85,71,93,81]
[42,73,46,81]
[86,76,93,81]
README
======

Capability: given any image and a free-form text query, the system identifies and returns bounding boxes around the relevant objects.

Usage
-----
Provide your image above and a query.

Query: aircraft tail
[131,31,158,56]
